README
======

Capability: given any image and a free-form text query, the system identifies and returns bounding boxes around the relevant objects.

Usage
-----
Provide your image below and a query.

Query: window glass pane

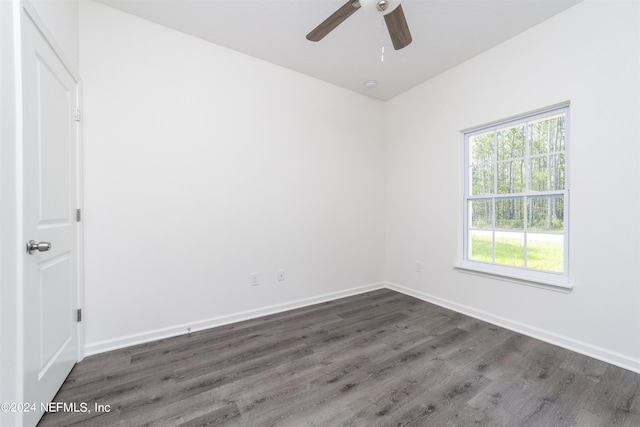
[550,154,565,190]
[470,164,494,196]
[470,131,494,165]
[469,199,492,229]
[552,116,566,152]
[530,156,549,191]
[495,198,524,230]
[497,160,525,194]
[530,114,566,155]
[529,118,551,155]
[527,196,563,232]
[530,155,564,192]
[470,230,493,263]
[495,231,525,267]
[497,125,525,160]
[527,234,564,273]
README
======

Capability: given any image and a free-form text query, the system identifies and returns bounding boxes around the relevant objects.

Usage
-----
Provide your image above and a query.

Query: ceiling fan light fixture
[360,0,401,16]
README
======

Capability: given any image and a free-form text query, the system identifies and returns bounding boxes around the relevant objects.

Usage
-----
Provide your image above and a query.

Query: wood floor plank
[466,375,533,425]
[38,289,640,426]
[581,364,640,426]
[508,367,594,426]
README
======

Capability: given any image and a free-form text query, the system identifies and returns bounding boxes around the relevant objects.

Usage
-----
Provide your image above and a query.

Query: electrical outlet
[251,272,259,286]
[277,269,285,282]
[416,261,423,272]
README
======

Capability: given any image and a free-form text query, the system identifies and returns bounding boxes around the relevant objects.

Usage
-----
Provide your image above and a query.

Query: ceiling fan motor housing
[361,0,401,15]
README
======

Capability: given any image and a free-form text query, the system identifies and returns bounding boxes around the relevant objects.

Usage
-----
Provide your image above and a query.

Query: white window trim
[459,104,571,291]
[454,262,572,293]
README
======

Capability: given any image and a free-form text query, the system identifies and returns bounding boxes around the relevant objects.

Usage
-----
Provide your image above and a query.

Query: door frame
[0,1,23,426]
[0,1,83,425]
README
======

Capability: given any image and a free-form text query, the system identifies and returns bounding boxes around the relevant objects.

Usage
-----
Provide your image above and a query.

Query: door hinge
[74,107,81,122]
[77,308,82,322]
[76,208,81,222]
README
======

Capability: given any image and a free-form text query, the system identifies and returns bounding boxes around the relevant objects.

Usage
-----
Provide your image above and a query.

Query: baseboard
[384,281,640,374]
[84,282,386,357]
[84,280,640,374]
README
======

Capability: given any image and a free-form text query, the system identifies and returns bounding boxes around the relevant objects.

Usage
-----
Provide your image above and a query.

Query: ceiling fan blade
[306,0,361,42]
[384,4,412,50]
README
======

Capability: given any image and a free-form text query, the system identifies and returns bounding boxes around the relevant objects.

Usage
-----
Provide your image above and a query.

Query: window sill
[454,262,573,293]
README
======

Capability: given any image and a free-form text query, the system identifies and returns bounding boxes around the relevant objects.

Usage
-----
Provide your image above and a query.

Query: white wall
[384,0,640,372]
[79,0,386,352]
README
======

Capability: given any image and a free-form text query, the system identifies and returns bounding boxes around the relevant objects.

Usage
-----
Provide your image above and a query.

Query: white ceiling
[96,0,582,100]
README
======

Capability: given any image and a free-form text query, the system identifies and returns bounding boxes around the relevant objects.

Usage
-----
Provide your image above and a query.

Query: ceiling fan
[306,0,412,50]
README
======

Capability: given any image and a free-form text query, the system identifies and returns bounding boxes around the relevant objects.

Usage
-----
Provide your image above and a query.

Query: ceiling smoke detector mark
[364,79,378,89]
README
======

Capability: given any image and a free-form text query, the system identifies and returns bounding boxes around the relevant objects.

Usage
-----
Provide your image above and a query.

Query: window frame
[458,105,571,291]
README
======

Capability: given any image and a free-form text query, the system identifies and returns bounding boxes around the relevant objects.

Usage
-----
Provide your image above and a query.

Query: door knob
[26,240,52,254]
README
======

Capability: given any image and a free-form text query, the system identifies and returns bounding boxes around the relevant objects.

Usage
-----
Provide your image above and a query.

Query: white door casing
[21,8,81,426]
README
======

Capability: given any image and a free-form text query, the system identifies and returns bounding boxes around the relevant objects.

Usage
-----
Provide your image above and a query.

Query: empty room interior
[1,0,640,426]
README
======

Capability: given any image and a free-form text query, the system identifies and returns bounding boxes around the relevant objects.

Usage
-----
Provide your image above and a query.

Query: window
[461,105,569,287]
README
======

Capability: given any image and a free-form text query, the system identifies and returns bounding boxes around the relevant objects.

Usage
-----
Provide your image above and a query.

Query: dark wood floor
[39,289,639,426]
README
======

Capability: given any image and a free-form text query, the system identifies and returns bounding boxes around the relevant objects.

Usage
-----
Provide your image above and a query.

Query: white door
[21,11,80,427]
